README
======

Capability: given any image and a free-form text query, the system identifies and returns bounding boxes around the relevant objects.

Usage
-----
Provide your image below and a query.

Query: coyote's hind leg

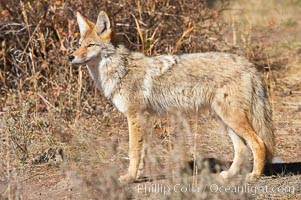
[220,127,248,178]
[215,108,266,180]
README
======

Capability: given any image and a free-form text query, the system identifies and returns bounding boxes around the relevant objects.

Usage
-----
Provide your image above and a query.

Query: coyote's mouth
[71,58,91,65]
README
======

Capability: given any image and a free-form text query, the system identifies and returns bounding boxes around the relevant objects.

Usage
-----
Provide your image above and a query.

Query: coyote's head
[69,11,113,64]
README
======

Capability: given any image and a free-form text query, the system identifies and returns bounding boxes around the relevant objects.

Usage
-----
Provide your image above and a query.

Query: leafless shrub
[0,0,292,198]
[5,103,34,162]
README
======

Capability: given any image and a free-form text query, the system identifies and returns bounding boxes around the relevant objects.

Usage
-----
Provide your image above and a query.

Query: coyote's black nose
[69,55,75,62]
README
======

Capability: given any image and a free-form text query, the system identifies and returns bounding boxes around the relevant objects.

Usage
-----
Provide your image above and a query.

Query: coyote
[69,11,275,184]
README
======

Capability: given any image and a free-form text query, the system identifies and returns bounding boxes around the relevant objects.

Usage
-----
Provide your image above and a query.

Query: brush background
[1,0,300,199]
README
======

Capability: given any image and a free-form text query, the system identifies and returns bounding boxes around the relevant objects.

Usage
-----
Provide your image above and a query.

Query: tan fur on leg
[119,111,144,184]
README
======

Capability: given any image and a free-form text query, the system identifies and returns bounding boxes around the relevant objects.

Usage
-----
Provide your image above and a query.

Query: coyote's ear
[95,11,111,40]
[77,12,91,37]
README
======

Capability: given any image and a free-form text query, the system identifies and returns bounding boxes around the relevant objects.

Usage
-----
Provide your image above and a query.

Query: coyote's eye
[88,44,95,48]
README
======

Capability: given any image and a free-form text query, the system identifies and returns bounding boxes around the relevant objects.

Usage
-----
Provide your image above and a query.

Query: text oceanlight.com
[137,183,295,195]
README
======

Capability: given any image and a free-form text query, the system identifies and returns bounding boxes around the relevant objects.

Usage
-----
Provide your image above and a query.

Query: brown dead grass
[1,0,301,199]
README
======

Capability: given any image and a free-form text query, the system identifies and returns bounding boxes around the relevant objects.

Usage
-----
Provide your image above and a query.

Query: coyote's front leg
[119,111,144,184]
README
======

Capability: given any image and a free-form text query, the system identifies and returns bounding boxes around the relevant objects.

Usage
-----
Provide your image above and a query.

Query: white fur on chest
[87,58,119,98]
[112,93,127,113]
[87,58,126,113]
[87,58,108,89]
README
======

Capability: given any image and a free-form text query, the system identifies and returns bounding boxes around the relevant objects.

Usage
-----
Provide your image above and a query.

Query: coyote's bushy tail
[249,77,275,162]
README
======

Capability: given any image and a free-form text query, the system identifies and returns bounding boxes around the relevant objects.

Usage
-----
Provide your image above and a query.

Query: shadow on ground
[135,158,301,183]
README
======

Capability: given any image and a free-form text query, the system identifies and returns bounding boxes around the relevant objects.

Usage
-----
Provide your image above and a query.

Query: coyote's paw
[136,169,144,179]
[219,171,232,179]
[245,172,259,182]
[119,174,136,184]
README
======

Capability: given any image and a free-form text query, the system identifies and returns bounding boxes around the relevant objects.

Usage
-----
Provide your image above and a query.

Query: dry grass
[1,0,301,199]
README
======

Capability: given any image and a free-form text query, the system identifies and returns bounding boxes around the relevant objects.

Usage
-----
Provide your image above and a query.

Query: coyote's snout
[70,10,275,184]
